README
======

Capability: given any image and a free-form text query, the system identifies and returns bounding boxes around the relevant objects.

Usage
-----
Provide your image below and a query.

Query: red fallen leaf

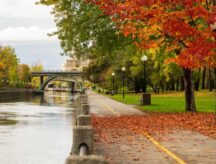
[134,158,140,161]
[92,113,216,145]
[127,136,133,142]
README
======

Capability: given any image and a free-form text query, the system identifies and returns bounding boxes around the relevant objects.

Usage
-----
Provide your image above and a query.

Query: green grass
[110,90,215,113]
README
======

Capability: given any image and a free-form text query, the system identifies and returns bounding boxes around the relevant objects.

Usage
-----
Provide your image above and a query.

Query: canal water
[0,92,76,164]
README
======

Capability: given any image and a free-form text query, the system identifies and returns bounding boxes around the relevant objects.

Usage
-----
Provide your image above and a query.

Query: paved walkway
[88,92,143,116]
[88,92,216,164]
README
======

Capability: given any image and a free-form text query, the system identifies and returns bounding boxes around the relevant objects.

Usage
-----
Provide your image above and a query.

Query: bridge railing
[31,70,82,73]
[31,70,84,76]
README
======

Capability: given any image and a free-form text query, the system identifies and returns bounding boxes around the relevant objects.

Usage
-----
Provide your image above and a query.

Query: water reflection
[0,91,76,164]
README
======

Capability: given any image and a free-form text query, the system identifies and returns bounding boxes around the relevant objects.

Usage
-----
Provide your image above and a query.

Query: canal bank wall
[66,94,108,164]
[0,89,41,101]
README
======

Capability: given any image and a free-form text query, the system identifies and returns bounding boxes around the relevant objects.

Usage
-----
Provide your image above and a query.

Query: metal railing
[31,70,82,73]
[31,70,84,76]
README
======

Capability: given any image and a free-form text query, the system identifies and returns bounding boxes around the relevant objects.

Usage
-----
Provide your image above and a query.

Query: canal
[0,91,76,164]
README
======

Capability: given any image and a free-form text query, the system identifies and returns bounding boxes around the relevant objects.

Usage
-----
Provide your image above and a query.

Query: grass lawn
[110,90,215,112]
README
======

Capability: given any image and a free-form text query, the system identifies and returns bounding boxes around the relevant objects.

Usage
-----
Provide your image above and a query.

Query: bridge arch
[40,76,82,91]
[31,70,84,92]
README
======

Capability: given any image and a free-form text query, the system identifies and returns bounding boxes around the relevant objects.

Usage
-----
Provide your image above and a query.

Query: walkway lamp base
[142,93,151,105]
[111,90,114,96]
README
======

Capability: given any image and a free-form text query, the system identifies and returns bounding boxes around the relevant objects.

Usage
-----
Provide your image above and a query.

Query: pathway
[88,92,143,116]
[88,92,216,164]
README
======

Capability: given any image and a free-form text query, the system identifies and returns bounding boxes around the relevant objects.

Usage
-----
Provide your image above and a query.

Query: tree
[31,63,44,88]
[39,0,216,111]
[89,0,216,111]
[17,64,31,82]
[38,0,137,90]
[38,0,131,60]
[0,46,19,87]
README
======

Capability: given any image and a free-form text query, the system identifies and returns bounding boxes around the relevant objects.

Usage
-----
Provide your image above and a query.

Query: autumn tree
[31,62,44,88]
[39,0,216,111]
[89,0,216,111]
[17,64,31,82]
[0,46,19,87]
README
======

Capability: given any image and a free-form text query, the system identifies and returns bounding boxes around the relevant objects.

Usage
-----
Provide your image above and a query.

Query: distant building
[62,56,89,71]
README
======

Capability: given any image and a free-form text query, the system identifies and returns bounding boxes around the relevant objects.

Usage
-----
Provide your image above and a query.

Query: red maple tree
[87,0,216,111]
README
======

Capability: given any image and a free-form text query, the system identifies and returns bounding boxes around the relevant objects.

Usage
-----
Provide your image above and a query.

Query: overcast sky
[0,0,67,69]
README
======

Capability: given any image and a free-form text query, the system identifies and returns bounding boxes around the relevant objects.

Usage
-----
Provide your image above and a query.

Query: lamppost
[111,72,115,95]
[141,54,151,105]
[121,66,126,99]
[141,55,148,93]
[87,59,90,80]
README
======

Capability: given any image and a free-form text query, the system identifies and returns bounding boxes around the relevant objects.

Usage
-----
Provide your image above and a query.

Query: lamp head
[111,72,115,76]
[121,66,126,72]
[141,55,148,62]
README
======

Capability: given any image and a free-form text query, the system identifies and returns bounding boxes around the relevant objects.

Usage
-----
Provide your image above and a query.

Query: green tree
[30,63,44,88]
[17,64,31,82]
[0,46,19,88]
[38,0,136,90]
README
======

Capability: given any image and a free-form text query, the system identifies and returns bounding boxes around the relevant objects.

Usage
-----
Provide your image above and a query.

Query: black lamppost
[121,66,126,99]
[141,55,151,105]
[111,72,115,95]
[141,55,148,93]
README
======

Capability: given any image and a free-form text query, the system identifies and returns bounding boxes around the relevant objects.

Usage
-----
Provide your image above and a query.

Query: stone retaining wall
[66,94,108,164]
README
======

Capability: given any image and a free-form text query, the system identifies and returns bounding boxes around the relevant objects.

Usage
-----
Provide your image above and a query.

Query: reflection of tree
[38,92,73,108]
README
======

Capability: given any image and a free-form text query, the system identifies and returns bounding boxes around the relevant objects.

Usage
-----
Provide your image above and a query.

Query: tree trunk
[166,82,169,91]
[176,78,179,91]
[214,68,216,89]
[184,69,196,112]
[180,76,185,91]
[194,68,201,91]
[201,68,206,89]
[209,69,213,92]
[160,80,165,93]
[171,79,175,91]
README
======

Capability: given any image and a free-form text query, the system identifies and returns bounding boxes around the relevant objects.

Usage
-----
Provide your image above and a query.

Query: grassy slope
[110,90,215,112]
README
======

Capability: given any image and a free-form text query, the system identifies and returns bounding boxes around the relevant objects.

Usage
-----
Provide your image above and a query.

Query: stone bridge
[31,70,85,92]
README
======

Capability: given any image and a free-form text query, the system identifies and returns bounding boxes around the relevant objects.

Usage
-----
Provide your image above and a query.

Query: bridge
[31,70,85,92]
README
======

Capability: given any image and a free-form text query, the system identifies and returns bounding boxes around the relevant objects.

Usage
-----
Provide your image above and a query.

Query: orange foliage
[88,0,216,69]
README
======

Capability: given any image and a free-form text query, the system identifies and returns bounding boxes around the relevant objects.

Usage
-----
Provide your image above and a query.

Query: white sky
[0,0,56,41]
[0,0,51,18]
[0,0,67,69]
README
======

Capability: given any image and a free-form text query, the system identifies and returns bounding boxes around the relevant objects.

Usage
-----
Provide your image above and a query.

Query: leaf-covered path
[88,92,216,164]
